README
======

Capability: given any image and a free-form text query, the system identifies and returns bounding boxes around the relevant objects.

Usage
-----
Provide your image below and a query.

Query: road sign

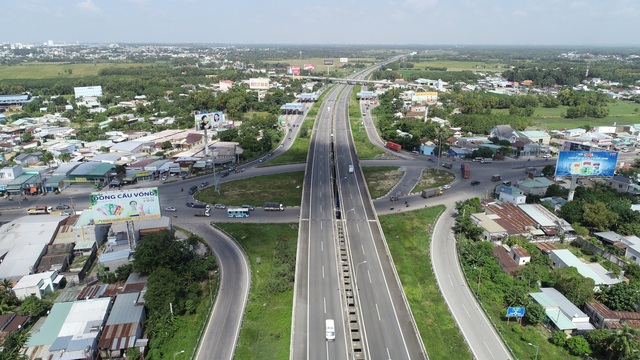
[506,307,525,317]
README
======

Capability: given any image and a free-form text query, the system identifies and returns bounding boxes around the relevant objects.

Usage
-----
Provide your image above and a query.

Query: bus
[227,208,250,218]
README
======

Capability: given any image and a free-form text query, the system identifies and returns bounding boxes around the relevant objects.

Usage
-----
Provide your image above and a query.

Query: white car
[442,184,451,190]
[165,206,177,212]
[543,154,552,158]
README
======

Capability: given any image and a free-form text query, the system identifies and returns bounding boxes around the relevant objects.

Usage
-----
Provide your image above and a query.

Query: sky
[4,0,640,46]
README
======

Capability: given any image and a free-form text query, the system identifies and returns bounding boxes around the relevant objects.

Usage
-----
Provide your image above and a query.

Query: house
[471,212,509,242]
[529,287,595,335]
[519,131,551,145]
[23,298,112,360]
[492,245,522,275]
[511,245,531,265]
[565,128,587,138]
[606,175,640,195]
[98,292,146,359]
[12,271,64,300]
[517,177,556,196]
[497,186,526,205]
[490,125,519,143]
[14,152,43,166]
[549,249,622,290]
[584,301,640,329]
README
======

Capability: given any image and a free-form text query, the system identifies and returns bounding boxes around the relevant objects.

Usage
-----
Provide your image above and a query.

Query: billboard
[194,112,225,129]
[249,78,270,90]
[555,151,619,177]
[339,57,348,63]
[324,60,334,65]
[411,92,439,104]
[286,66,292,75]
[304,63,315,71]
[291,66,301,75]
[90,187,161,223]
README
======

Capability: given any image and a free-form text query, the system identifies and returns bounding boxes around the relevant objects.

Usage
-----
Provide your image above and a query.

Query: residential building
[497,185,526,205]
[606,175,640,195]
[12,271,63,300]
[584,301,640,329]
[529,287,595,335]
[549,249,622,290]
[518,177,556,196]
[97,292,146,359]
[519,130,551,145]
[74,86,103,98]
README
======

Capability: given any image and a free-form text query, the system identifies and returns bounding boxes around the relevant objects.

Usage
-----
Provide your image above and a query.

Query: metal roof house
[550,249,622,290]
[98,292,146,359]
[529,287,594,335]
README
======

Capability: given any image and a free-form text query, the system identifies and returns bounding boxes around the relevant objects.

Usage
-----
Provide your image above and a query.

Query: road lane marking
[461,303,471,318]
[387,348,391,359]
[322,266,325,279]
[356,224,360,232]
[376,303,381,321]
[320,222,323,230]
[361,244,365,255]
[324,297,327,314]
[326,342,330,359]
[321,241,323,252]
[368,270,372,284]
[448,274,454,286]
[484,341,495,359]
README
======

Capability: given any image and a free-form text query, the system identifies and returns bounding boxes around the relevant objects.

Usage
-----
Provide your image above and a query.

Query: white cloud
[403,0,437,12]
[76,0,101,13]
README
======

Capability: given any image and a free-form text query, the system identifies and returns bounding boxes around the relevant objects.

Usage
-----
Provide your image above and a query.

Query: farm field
[0,62,148,79]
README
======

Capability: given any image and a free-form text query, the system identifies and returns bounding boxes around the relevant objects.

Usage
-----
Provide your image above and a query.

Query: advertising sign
[411,92,439,104]
[340,57,348,63]
[286,66,292,75]
[90,187,161,223]
[324,60,334,65]
[291,66,301,75]
[555,151,618,177]
[194,112,225,129]
[249,78,270,90]
[506,307,525,318]
[304,63,315,71]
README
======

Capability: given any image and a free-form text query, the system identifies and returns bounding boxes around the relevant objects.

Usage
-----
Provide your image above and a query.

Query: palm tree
[609,325,640,360]
[1,278,12,293]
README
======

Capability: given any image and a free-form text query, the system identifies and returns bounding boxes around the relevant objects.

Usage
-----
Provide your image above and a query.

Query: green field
[412,169,456,194]
[402,60,506,72]
[265,119,314,166]
[195,172,304,207]
[380,207,472,360]
[216,223,297,360]
[0,62,146,79]
[349,86,386,159]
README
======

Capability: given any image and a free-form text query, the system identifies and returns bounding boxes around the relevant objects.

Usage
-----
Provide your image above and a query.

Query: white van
[348,165,354,174]
[325,319,335,341]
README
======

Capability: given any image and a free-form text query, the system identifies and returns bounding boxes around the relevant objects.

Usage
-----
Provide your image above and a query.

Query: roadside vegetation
[196,172,304,207]
[361,166,403,199]
[215,223,297,360]
[412,168,456,193]
[349,85,385,159]
[380,206,472,360]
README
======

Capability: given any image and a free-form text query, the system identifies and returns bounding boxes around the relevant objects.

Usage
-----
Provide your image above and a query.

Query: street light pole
[173,350,185,360]
[355,261,367,290]
[528,342,539,360]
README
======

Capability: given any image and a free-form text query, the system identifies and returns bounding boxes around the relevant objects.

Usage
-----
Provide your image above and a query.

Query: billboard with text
[304,63,315,71]
[324,60,334,65]
[555,151,619,177]
[249,78,270,90]
[90,187,161,223]
[340,57,348,63]
[411,92,438,104]
[291,66,301,75]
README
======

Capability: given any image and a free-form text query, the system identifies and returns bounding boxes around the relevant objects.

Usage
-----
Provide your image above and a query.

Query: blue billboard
[555,151,618,177]
[506,307,525,318]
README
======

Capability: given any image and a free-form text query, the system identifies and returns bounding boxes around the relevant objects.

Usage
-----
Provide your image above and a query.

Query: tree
[132,230,189,275]
[610,325,640,360]
[19,296,51,317]
[40,151,54,168]
[559,201,584,224]
[20,132,33,143]
[546,267,595,305]
[584,328,613,355]
[524,302,546,325]
[144,267,183,317]
[583,201,619,231]
[541,165,556,177]
[161,141,172,150]
[57,152,72,163]
[551,331,567,346]
[565,336,591,356]
[596,283,640,311]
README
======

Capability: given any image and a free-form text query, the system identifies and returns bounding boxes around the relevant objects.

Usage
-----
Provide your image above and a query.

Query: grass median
[412,169,456,193]
[380,206,472,360]
[215,223,297,360]
[266,120,314,166]
[349,86,385,159]
[361,166,402,199]
[195,172,304,207]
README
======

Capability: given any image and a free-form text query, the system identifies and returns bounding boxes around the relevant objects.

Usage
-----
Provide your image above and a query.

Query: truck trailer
[461,163,470,179]
[386,141,402,151]
[421,188,443,198]
[264,202,284,211]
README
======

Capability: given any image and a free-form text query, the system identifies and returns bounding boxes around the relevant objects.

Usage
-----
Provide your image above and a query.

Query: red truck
[461,163,470,179]
[386,141,402,151]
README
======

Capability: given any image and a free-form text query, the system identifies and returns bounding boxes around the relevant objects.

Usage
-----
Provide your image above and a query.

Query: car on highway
[200,181,209,187]
[165,206,177,212]
[56,204,70,210]
[188,185,198,195]
[213,203,226,209]
[543,153,552,158]
[60,210,71,216]
[442,184,451,190]
[470,180,481,186]
[241,204,255,211]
